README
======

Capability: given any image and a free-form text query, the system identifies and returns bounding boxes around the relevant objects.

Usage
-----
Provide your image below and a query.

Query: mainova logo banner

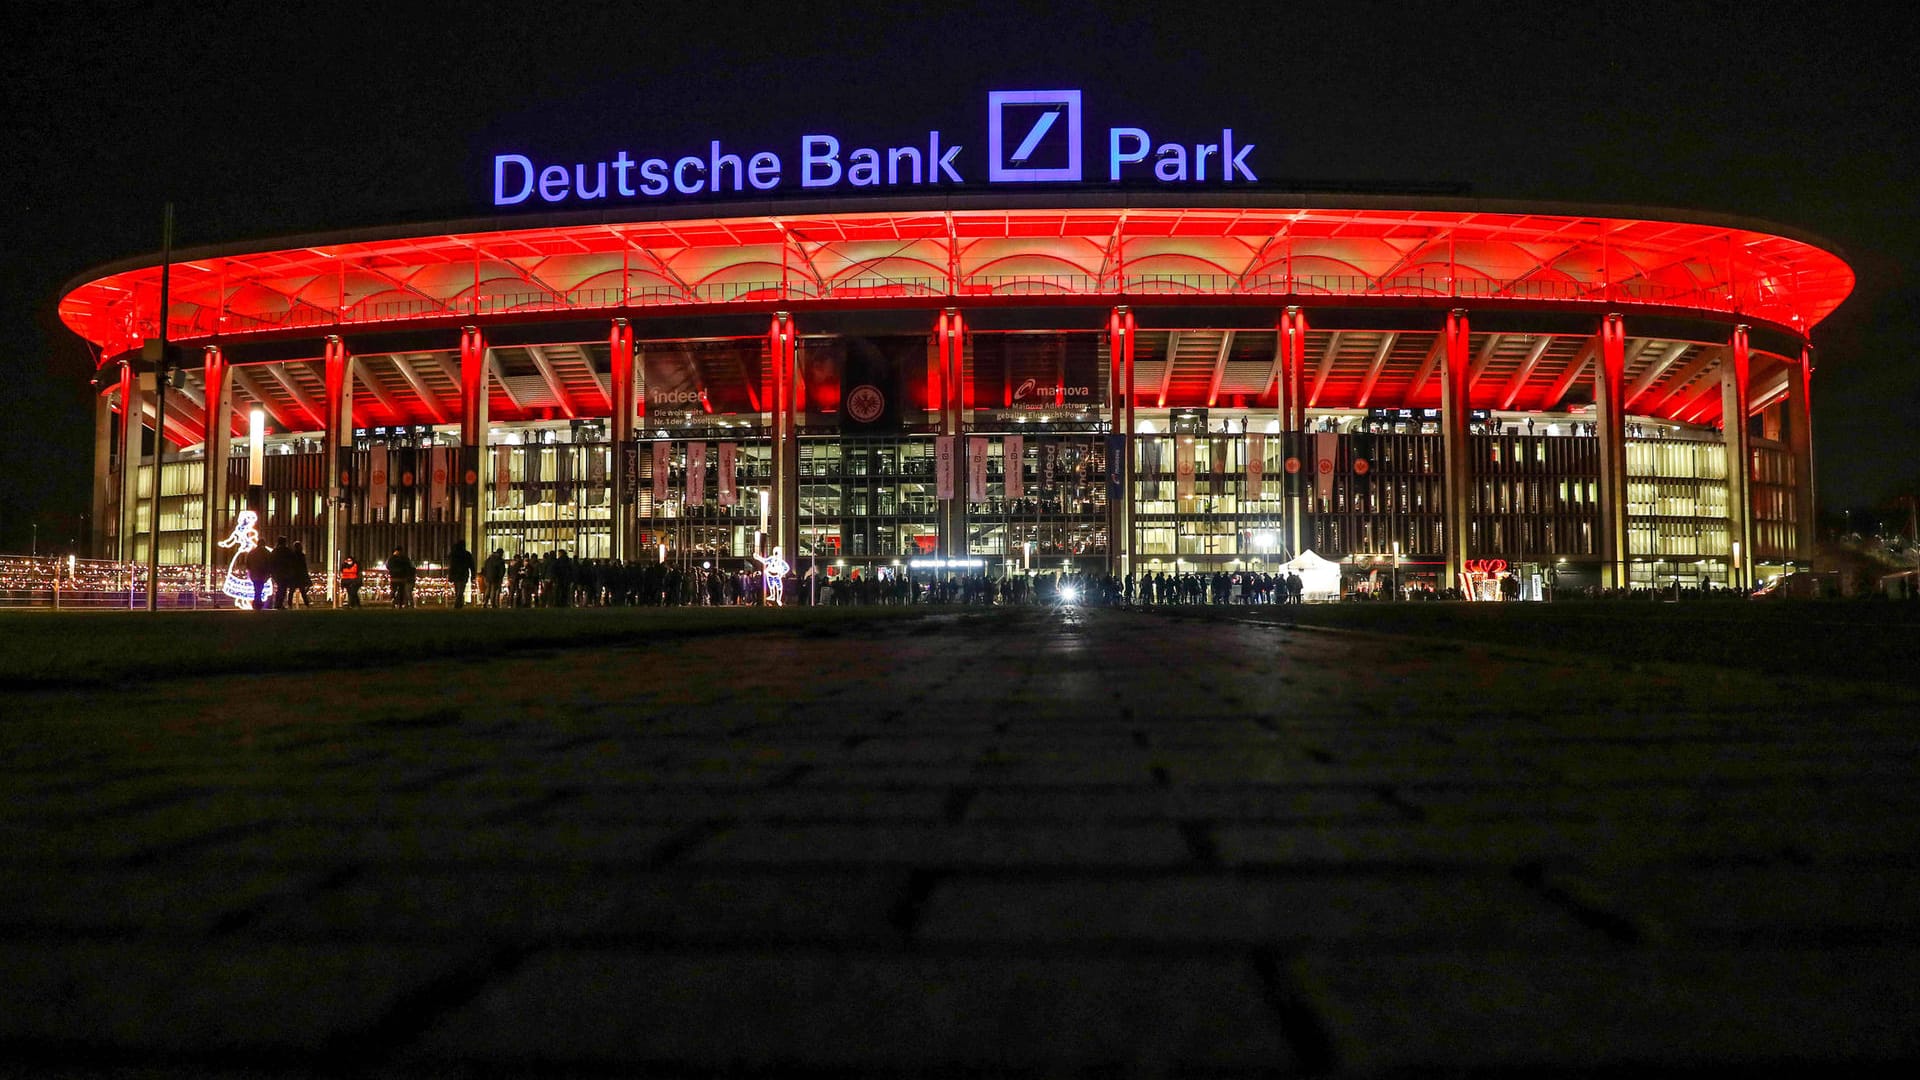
[971,334,1102,411]
[492,89,1259,207]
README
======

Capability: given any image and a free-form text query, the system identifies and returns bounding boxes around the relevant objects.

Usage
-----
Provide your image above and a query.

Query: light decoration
[1460,558,1510,601]
[215,509,273,609]
[754,545,790,605]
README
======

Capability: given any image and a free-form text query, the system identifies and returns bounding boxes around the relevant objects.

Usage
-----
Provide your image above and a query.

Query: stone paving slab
[3,606,1919,1075]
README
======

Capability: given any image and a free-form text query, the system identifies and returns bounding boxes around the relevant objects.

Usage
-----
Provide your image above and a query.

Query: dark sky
[3,1,1915,551]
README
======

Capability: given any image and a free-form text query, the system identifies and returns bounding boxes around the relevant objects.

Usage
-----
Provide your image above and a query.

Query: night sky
[3,1,1914,552]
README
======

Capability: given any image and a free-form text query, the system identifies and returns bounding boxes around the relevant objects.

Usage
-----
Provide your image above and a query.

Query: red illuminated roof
[60,194,1852,360]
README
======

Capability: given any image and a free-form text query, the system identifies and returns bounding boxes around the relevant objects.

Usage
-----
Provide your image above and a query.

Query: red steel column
[1595,313,1629,589]
[769,312,799,562]
[459,326,489,564]
[1281,306,1307,557]
[939,309,967,560]
[200,345,233,588]
[1108,307,1136,576]
[116,362,144,562]
[322,336,353,605]
[1439,309,1473,591]
[610,318,635,560]
[1787,344,1816,563]
[1723,325,1755,589]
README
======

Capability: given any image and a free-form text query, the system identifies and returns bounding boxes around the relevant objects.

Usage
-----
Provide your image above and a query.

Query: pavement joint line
[111,819,277,869]
[887,867,944,943]
[209,863,365,937]
[1511,859,1643,947]
[647,819,729,867]
[1251,948,1339,1076]
[1374,786,1428,822]
[335,941,535,1071]
[1176,819,1222,867]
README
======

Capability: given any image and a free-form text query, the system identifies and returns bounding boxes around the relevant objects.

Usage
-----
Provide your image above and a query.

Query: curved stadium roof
[61,194,1853,364]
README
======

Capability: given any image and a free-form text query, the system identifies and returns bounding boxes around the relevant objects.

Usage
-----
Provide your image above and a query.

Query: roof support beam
[1307,332,1342,408]
[229,366,305,433]
[353,361,409,423]
[1466,333,1503,390]
[1642,346,1725,418]
[262,361,327,430]
[1354,333,1397,409]
[1625,341,1690,409]
[1204,331,1235,406]
[1540,337,1600,411]
[1498,335,1555,410]
[391,353,453,425]
[486,350,528,412]
[1156,331,1180,408]
[1404,333,1446,405]
[526,344,578,419]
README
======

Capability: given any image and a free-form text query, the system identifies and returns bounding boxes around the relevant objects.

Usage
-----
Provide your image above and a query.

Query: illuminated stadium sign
[492,88,1258,206]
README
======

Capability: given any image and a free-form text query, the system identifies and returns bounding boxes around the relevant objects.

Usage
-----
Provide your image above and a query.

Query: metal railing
[159,269,1757,343]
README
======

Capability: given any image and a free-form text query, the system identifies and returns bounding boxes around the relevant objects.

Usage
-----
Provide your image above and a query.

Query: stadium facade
[62,183,1850,598]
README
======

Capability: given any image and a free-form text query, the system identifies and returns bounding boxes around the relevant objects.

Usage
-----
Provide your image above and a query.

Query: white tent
[1280,549,1342,602]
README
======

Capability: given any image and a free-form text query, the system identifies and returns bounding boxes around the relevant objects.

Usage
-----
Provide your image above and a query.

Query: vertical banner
[620,443,640,505]
[967,436,988,502]
[1040,442,1057,491]
[934,435,955,500]
[1002,434,1023,500]
[587,444,607,505]
[1313,431,1338,507]
[494,445,512,504]
[687,442,707,505]
[1246,432,1264,500]
[1106,433,1127,503]
[1175,434,1196,501]
[718,442,737,506]
[555,447,574,506]
[369,445,390,519]
[521,446,541,502]
[429,446,451,516]
[652,440,671,505]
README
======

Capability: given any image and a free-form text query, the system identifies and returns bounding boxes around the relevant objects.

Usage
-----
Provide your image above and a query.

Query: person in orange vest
[340,554,361,608]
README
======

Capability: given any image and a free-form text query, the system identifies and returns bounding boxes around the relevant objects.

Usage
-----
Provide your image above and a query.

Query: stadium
[59,187,1850,601]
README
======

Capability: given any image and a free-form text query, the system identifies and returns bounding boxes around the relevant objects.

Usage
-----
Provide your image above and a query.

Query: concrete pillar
[1595,314,1629,588]
[769,313,799,562]
[1439,309,1472,590]
[200,346,233,590]
[609,319,635,561]
[1280,306,1307,558]
[939,309,966,559]
[458,326,489,565]
[1788,345,1816,562]
[1108,306,1135,577]
[117,367,148,562]
[322,336,353,604]
[1723,325,1755,589]
[91,386,113,557]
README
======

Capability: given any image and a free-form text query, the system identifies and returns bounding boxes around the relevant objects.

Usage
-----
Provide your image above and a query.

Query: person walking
[245,533,275,610]
[387,548,415,607]
[448,540,475,609]
[271,536,299,609]
[340,554,362,607]
[288,541,313,608]
[481,548,506,608]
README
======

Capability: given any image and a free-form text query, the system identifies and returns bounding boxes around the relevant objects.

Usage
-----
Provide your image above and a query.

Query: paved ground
[4,607,1919,1075]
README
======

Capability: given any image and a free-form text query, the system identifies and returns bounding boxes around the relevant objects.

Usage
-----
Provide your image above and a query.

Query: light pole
[145,202,174,611]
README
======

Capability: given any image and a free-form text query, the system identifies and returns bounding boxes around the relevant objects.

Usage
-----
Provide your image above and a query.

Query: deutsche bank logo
[988,90,1082,182]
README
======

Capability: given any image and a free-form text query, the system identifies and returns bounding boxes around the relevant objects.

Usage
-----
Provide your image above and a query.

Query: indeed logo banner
[492,89,1257,207]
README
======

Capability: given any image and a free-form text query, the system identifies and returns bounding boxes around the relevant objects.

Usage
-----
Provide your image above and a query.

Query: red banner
[652,440,671,506]
[1002,435,1023,500]
[935,436,955,500]
[686,442,706,505]
[1175,435,1196,501]
[968,436,989,502]
[1313,431,1338,506]
[1246,432,1264,500]
[718,442,736,507]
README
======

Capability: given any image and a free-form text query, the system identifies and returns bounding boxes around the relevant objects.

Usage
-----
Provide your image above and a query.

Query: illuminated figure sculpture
[216,510,273,609]
[754,545,789,606]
